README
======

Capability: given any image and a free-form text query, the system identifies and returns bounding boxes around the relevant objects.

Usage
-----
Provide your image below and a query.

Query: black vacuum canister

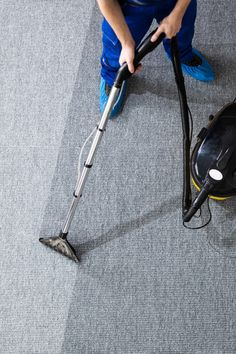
[191,102,236,199]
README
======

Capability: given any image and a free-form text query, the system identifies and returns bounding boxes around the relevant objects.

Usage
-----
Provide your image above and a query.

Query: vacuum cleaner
[39,27,236,262]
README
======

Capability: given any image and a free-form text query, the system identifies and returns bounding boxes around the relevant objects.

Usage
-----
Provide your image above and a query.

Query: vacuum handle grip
[134,29,165,66]
[114,29,165,88]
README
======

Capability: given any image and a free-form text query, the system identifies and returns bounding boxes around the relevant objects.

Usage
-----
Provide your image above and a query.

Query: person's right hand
[119,40,142,74]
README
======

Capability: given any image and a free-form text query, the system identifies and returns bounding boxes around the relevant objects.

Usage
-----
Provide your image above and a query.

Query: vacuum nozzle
[39,232,79,263]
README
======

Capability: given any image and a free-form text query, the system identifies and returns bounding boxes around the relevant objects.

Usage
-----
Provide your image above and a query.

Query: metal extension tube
[61,86,120,234]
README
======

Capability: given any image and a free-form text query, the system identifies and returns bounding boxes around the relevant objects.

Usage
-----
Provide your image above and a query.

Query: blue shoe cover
[166,48,215,82]
[99,77,127,119]
[181,48,215,82]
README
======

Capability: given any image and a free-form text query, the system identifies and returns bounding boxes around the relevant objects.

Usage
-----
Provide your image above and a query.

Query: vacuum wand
[39,28,165,263]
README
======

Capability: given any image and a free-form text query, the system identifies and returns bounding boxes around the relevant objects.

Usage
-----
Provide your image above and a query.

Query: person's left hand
[151,13,182,41]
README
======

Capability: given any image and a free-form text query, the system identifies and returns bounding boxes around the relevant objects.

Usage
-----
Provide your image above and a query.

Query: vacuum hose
[170,37,192,217]
[170,38,223,223]
[183,178,215,222]
[114,30,165,88]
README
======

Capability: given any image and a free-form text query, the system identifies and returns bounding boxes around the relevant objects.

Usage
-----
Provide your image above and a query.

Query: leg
[100,3,156,117]
[155,0,215,81]
[100,3,155,87]
[162,0,197,63]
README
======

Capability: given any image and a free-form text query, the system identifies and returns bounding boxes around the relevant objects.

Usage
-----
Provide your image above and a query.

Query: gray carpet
[0,1,236,353]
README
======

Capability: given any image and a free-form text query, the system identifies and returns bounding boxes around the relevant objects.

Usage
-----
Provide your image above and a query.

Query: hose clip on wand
[39,28,165,263]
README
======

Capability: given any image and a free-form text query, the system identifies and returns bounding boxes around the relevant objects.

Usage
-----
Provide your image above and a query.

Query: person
[97,0,215,118]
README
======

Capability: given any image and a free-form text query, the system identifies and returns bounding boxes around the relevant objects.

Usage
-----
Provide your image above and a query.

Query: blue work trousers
[100,0,197,86]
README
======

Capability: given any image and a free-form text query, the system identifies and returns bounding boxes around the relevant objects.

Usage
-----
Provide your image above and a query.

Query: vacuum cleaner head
[191,102,236,199]
[39,232,79,263]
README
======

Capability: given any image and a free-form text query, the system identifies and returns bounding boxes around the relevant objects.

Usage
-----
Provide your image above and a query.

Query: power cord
[75,126,97,191]
[183,197,212,230]
[185,196,236,259]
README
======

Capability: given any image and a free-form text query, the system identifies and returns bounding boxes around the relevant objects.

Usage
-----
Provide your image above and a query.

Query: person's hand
[151,13,182,41]
[119,40,142,74]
